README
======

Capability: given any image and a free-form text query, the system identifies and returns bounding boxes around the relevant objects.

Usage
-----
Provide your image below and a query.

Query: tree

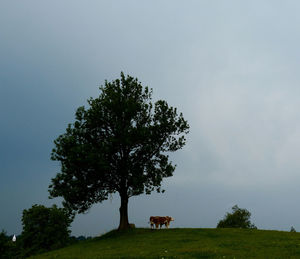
[49,73,189,230]
[21,204,72,256]
[0,230,10,259]
[217,205,256,229]
[0,230,21,259]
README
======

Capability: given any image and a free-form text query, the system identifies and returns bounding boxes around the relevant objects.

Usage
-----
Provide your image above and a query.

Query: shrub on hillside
[21,204,73,256]
[290,226,296,232]
[217,205,256,229]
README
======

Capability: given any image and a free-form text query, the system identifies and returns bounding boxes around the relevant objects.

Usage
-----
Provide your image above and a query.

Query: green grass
[29,228,300,258]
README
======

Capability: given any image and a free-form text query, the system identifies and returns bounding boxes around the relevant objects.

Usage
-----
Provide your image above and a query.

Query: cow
[164,216,174,228]
[149,216,174,229]
[149,216,160,229]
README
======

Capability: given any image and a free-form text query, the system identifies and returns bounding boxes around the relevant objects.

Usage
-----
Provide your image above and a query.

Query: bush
[290,226,296,232]
[0,230,22,259]
[0,230,11,259]
[21,204,73,256]
[217,205,256,229]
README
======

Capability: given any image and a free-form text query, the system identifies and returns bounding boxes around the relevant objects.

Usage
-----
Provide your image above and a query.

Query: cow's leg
[152,222,155,229]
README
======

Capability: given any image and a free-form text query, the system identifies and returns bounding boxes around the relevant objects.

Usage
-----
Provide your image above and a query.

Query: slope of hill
[30,228,300,258]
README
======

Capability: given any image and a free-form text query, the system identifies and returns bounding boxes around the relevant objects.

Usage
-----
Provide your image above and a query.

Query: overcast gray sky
[2,0,300,236]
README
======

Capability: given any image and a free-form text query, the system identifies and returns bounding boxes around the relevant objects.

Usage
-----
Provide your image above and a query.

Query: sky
[1,0,300,236]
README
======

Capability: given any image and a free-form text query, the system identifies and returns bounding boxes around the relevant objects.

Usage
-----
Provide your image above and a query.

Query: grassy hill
[30,228,300,258]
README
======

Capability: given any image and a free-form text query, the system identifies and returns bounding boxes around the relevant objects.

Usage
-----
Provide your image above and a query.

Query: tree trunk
[118,193,130,230]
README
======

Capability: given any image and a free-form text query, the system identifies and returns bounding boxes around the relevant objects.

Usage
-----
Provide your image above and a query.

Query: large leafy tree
[49,73,189,230]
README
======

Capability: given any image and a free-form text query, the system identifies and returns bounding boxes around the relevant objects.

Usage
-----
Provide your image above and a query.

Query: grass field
[30,228,300,258]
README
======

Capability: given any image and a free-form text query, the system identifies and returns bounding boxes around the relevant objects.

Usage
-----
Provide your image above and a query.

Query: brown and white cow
[149,216,159,229]
[164,216,174,228]
[149,216,174,229]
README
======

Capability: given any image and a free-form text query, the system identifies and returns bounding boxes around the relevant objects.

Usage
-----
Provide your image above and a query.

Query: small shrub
[21,204,73,256]
[217,205,256,229]
[290,226,296,232]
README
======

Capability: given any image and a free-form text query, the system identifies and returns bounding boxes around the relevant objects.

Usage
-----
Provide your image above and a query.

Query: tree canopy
[49,72,189,229]
[0,230,12,259]
[21,204,72,256]
[217,205,256,229]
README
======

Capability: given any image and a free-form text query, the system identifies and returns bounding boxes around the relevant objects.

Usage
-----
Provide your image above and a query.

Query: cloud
[2,0,300,236]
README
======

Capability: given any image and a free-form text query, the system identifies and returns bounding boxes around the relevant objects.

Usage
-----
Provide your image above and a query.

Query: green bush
[0,230,11,259]
[21,204,73,256]
[217,205,256,229]
[0,230,22,258]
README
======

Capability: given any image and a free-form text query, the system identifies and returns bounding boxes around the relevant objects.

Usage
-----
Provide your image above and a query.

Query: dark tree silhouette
[217,205,256,229]
[49,73,189,230]
[21,204,72,256]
